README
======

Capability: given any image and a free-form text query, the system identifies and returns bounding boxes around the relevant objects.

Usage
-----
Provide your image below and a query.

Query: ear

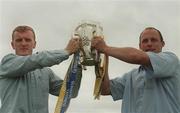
[162,41,165,47]
[33,41,36,48]
[139,43,142,50]
[11,41,15,49]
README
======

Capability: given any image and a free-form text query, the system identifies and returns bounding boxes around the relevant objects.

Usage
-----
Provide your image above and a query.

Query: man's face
[11,30,36,56]
[139,29,164,53]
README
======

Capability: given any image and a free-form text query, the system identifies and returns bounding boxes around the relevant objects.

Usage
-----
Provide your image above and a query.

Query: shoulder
[1,53,16,64]
[159,51,178,58]
[147,51,179,67]
[147,51,179,62]
[144,51,179,78]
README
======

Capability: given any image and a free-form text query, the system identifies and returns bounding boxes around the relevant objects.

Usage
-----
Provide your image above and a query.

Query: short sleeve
[48,68,63,96]
[145,52,179,79]
[110,72,130,101]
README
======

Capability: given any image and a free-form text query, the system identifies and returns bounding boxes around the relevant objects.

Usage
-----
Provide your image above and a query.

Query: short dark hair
[139,27,164,42]
[12,25,36,40]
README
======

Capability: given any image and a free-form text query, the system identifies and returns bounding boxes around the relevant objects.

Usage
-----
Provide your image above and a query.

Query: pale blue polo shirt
[110,52,180,113]
[0,50,82,113]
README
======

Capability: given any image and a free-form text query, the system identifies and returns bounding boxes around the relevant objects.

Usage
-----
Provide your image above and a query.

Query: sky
[0,0,180,113]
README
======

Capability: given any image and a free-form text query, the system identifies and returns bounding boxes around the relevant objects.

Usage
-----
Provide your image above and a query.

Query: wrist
[102,46,108,54]
[65,49,72,55]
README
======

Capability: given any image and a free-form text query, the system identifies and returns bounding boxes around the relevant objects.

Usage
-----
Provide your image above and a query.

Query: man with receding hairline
[91,27,180,113]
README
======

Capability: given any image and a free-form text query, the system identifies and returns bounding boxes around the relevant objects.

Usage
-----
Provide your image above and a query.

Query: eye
[15,38,22,42]
[142,39,148,43]
[151,38,158,42]
[25,38,32,42]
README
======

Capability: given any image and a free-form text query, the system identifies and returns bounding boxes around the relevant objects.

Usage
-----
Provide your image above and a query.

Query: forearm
[0,50,69,77]
[101,73,111,95]
[103,46,150,65]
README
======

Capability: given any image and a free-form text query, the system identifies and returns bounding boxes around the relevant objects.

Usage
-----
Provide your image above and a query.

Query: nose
[147,40,152,47]
[21,39,27,45]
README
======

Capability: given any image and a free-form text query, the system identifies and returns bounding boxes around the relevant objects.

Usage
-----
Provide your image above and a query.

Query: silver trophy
[74,20,103,67]
[74,20,107,99]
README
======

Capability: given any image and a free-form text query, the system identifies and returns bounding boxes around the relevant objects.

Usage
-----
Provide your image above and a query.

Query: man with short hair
[91,27,180,113]
[0,25,82,113]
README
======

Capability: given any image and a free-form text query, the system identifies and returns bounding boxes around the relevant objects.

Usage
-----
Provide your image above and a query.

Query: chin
[16,52,32,56]
[146,50,161,53]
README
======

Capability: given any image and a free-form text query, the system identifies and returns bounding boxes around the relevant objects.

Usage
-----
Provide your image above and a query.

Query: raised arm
[91,36,151,66]
[0,50,69,78]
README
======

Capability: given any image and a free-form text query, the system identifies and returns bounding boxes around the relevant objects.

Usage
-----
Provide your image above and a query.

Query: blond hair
[12,25,36,40]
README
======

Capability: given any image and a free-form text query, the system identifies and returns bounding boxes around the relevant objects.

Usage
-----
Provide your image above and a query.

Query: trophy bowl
[74,20,103,66]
